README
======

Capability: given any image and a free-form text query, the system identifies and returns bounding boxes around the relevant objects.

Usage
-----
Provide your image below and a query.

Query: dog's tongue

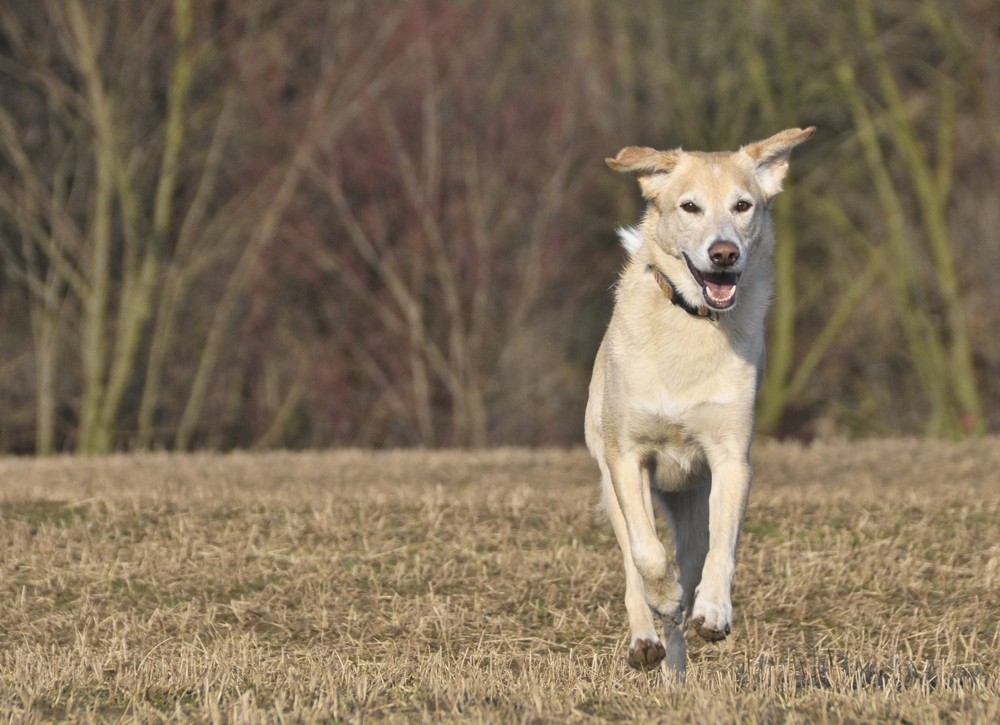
[704,275,737,302]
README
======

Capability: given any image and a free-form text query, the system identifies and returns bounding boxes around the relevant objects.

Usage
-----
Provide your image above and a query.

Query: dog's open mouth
[684,255,740,310]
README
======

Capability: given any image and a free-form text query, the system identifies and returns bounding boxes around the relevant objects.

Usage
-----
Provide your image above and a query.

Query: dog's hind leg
[654,475,711,629]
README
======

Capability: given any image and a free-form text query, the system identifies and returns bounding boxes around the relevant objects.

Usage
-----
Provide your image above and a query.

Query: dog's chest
[627,332,750,421]
[628,388,734,446]
[618,326,756,472]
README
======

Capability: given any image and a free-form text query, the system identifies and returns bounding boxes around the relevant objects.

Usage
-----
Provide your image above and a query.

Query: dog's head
[607,127,814,312]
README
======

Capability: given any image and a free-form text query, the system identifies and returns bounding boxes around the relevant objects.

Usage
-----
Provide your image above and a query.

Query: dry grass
[0,439,998,723]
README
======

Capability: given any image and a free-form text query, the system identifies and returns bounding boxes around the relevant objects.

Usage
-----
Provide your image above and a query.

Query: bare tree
[0,1,401,451]
[294,1,593,446]
[0,0,997,451]
[829,0,983,436]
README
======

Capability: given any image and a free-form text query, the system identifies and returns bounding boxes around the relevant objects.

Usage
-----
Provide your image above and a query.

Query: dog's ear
[606,147,682,200]
[605,146,681,176]
[741,127,815,198]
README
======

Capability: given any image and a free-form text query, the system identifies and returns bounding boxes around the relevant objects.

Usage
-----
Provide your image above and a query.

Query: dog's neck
[646,264,719,322]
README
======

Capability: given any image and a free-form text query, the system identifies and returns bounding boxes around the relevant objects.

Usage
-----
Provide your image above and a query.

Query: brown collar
[647,265,718,321]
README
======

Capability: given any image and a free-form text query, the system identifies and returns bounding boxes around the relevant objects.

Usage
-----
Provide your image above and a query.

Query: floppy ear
[740,126,815,198]
[606,146,682,199]
[605,146,681,175]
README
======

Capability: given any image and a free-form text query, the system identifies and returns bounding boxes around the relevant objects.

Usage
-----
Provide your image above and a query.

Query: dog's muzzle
[684,254,741,310]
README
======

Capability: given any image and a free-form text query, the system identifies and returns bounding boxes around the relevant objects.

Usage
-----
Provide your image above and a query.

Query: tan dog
[585,128,814,672]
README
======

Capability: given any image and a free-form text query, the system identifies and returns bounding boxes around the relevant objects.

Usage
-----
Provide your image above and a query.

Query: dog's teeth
[707,286,736,302]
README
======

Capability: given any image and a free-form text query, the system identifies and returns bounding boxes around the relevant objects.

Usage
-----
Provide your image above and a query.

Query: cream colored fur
[585,128,814,673]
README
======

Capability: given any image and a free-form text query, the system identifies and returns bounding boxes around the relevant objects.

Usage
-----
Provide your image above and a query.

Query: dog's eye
[734,200,753,213]
[680,201,701,214]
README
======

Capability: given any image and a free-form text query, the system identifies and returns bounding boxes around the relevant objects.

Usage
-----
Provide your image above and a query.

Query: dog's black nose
[709,240,740,267]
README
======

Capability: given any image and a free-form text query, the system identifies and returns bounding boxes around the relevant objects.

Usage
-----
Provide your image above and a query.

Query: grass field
[1,439,998,723]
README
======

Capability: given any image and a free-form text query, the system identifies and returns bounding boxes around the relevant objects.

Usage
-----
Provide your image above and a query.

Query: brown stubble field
[0,439,998,723]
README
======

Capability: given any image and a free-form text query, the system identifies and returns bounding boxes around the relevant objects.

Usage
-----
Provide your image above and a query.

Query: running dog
[585,127,815,672]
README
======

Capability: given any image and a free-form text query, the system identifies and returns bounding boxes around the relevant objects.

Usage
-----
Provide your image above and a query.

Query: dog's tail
[616,226,643,257]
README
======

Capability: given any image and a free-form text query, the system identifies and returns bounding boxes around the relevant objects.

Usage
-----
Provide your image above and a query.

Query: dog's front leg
[606,448,683,621]
[600,461,664,669]
[690,442,752,641]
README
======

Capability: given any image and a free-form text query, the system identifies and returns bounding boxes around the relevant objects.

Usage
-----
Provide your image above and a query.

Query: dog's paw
[690,597,732,642]
[627,638,666,670]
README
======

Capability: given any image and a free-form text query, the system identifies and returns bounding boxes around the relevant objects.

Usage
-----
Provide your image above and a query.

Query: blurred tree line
[0,0,997,453]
